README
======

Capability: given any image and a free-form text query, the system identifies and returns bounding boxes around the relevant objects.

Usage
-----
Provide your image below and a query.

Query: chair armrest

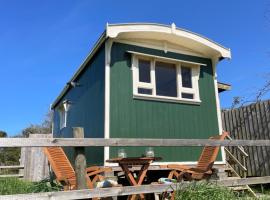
[183,168,212,176]
[167,164,191,171]
[87,168,112,177]
[85,166,100,172]
[86,166,112,173]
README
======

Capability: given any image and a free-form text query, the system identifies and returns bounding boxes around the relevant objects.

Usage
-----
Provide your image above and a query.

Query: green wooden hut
[51,23,231,166]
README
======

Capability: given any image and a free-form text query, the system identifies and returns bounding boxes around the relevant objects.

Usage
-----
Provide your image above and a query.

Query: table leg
[120,164,145,200]
[137,163,150,185]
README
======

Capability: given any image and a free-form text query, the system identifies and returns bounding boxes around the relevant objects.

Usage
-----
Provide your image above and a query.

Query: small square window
[138,59,151,83]
[138,88,152,95]
[181,93,194,99]
[181,66,192,88]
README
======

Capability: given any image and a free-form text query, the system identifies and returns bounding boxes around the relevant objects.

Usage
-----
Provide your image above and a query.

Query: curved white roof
[106,23,231,59]
[51,23,231,108]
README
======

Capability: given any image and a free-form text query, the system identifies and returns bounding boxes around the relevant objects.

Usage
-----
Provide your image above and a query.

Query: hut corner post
[73,127,88,189]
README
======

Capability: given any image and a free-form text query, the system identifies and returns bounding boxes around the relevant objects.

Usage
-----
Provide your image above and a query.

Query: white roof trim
[52,23,231,109]
[107,23,231,59]
[127,50,207,66]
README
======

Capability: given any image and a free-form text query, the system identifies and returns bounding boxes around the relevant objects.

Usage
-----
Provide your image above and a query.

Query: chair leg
[171,191,175,200]
[176,171,186,182]
[168,170,179,179]
[168,170,175,179]
[154,193,160,200]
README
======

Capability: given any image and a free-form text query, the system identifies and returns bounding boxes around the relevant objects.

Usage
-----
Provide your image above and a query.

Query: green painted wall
[109,42,221,162]
[53,45,105,166]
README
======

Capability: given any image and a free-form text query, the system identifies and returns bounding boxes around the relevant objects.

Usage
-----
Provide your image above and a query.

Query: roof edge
[107,23,231,59]
[51,31,107,109]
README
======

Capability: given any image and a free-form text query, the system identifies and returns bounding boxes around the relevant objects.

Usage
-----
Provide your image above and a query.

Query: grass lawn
[0,178,62,195]
[174,182,270,200]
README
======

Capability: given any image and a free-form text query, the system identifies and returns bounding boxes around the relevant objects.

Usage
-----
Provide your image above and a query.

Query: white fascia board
[127,50,207,66]
[106,23,231,59]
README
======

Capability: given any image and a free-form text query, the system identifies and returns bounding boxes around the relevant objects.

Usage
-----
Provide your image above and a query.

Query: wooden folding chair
[43,147,112,190]
[166,132,228,181]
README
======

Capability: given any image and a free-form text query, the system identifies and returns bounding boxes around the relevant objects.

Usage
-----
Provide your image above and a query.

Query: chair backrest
[43,147,75,183]
[196,132,228,171]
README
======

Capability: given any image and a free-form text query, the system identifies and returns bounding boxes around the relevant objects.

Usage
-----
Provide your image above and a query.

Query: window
[58,100,71,129]
[132,55,200,103]
[181,67,192,88]
[138,59,151,83]
[59,107,66,129]
[155,61,177,97]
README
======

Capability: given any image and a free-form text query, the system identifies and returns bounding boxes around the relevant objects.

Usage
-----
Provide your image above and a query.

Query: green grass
[0,178,62,195]
[173,182,253,200]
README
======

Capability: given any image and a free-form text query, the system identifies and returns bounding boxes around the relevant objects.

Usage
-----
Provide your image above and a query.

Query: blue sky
[0,0,269,135]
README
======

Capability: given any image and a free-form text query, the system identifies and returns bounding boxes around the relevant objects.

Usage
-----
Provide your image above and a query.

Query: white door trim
[104,39,113,165]
[212,58,226,163]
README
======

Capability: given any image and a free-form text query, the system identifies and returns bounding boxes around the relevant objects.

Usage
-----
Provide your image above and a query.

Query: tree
[42,110,53,131]
[21,124,48,137]
[21,110,53,137]
[0,130,20,167]
[231,74,270,109]
[0,130,7,138]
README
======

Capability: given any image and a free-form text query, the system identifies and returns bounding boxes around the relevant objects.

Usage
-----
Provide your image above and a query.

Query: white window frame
[132,54,201,104]
[59,106,67,129]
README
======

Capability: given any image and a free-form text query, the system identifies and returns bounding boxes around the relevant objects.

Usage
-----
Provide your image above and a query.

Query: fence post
[73,127,88,189]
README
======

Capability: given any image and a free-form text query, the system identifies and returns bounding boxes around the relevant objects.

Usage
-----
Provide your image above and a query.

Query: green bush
[0,178,62,195]
[174,182,238,200]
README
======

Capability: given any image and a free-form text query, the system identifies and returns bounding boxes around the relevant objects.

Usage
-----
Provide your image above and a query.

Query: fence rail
[2,127,270,199]
[2,138,270,147]
[0,174,23,178]
[1,176,270,200]
[0,165,24,178]
[0,165,24,169]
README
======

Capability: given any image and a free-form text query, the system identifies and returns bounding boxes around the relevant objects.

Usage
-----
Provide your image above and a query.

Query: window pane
[182,93,194,99]
[155,61,177,97]
[138,88,152,95]
[181,66,192,88]
[138,59,151,83]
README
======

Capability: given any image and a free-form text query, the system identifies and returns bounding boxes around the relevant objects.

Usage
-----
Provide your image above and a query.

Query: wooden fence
[0,165,24,178]
[2,176,270,200]
[2,130,270,199]
[21,134,51,181]
[222,100,270,177]
[2,138,270,147]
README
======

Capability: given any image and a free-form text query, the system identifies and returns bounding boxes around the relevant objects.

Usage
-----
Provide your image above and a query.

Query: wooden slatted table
[107,157,162,200]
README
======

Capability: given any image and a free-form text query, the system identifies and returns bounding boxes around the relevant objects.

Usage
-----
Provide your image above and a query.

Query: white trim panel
[212,58,226,163]
[105,161,226,167]
[104,39,113,165]
[127,51,207,66]
[116,39,207,58]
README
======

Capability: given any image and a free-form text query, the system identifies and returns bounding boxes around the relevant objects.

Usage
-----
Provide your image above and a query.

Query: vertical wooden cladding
[222,100,270,177]
[53,45,106,166]
[109,42,220,162]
